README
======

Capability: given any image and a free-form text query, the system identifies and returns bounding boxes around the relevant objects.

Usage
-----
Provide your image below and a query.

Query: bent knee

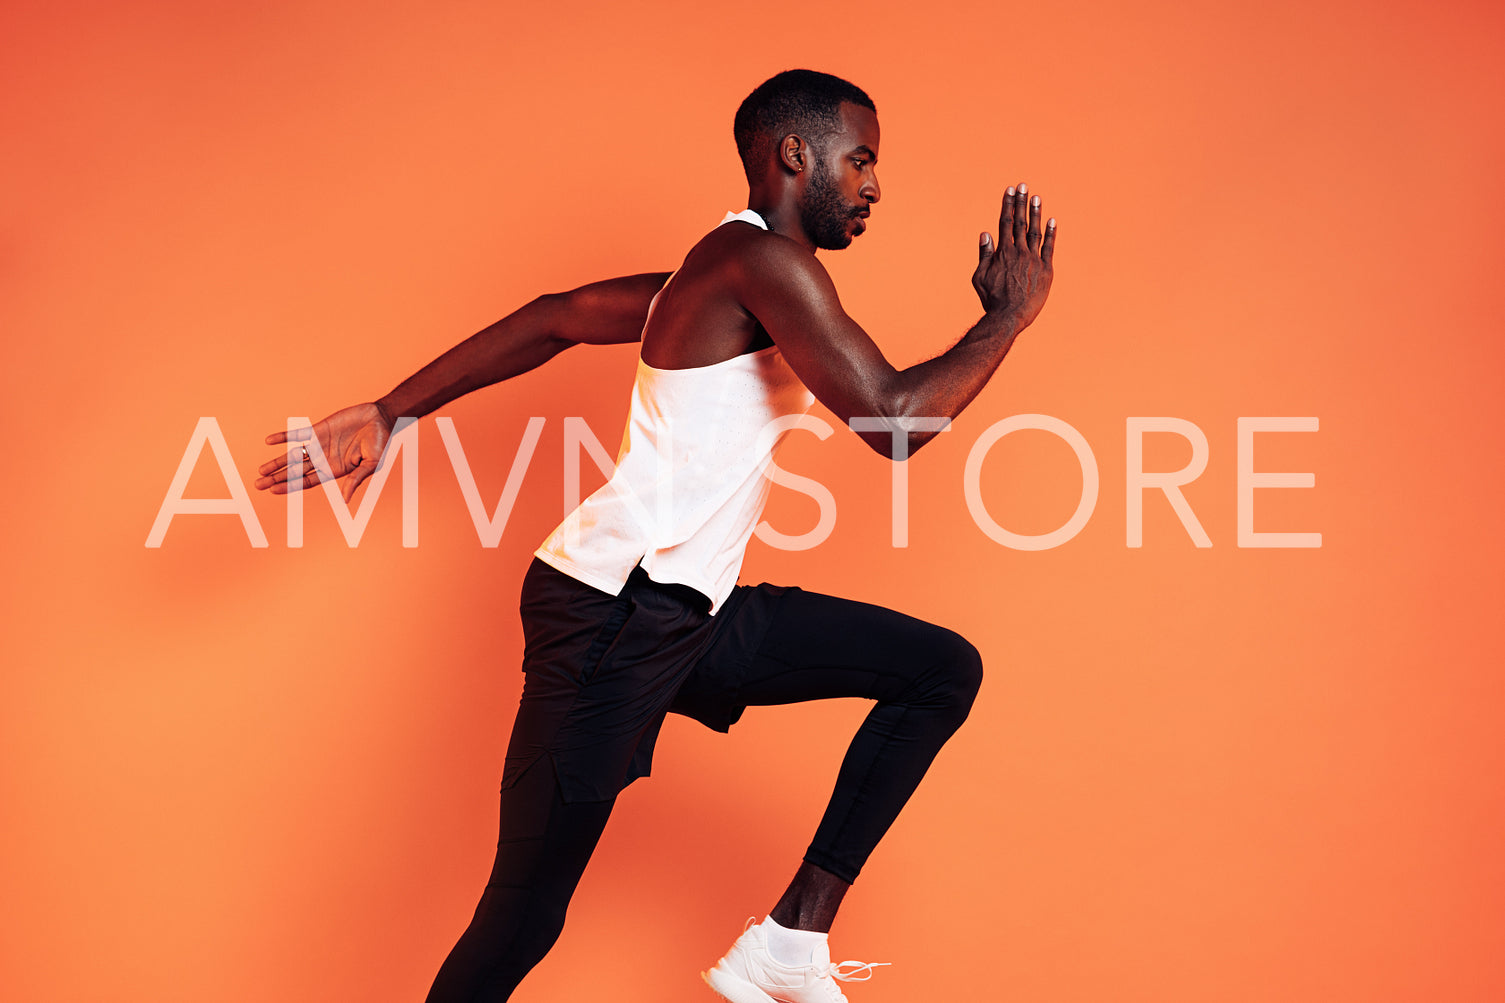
[921,629,984,724]
[949,633,985,708]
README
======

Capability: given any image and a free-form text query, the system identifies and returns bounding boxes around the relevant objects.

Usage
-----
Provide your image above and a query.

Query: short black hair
[734,69,876,184]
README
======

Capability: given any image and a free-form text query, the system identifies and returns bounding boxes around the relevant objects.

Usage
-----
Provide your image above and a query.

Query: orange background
[5,1,1503,1000]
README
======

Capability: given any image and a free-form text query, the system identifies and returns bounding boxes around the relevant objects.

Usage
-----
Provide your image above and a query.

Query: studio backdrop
[4,1,1502,1000]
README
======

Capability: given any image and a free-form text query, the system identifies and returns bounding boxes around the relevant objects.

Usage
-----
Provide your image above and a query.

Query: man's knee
[516,897,569,965]
[920,628,984,727]
[950,632,985,712]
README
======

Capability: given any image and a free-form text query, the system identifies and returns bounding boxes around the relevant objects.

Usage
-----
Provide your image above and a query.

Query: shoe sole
[701,967,780,1003]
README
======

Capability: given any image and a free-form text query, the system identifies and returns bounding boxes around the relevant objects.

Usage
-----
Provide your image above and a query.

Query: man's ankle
[761,915,827,965]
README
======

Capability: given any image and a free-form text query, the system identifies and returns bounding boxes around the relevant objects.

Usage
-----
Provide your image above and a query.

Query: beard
[798,157,863,251]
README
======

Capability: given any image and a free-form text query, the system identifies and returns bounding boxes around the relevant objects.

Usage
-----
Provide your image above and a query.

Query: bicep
[741,253,899,424]
[550,272,672,346]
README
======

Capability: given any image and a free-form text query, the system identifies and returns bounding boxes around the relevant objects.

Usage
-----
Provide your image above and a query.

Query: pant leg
[675,585,984,884]
[426,561,719,1001]
[424,561,626,1003]
[424,756,615,1003]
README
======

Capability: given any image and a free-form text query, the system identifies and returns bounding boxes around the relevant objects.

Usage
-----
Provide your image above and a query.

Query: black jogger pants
[424,559,983,1002]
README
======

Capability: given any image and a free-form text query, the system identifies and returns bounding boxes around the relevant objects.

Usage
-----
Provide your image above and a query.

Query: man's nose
[863,172,881,204]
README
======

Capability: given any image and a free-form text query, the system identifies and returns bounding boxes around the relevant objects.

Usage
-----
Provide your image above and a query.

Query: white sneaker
[702,918,888,1003]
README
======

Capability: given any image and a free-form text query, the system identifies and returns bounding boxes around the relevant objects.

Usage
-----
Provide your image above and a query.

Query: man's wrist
[980,308,1023,342]
[373,398,397,429]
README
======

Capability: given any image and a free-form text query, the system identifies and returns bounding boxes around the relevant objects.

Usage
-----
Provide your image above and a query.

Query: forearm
[859,310,1023,456]
[376,295,570,421]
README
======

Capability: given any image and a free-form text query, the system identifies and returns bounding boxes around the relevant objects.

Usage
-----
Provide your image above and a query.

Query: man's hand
[972,181,1057,330]
[255,403,392,502]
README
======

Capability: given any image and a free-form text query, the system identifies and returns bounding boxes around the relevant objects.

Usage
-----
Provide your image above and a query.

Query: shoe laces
[738,917,891,999]
[811,958,889,1003]
[825,959,888,983]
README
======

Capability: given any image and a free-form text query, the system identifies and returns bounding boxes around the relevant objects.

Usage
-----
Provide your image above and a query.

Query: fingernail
[1006,186,1015,196]
[1047,217,1056,227]
[1019,182,1028,194]
[1031,195,1041,207]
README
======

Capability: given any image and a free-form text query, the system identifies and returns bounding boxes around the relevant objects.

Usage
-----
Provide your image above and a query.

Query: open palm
[255,403,392,502]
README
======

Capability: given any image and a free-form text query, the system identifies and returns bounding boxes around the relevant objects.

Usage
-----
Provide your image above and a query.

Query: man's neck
[747,197,815,253]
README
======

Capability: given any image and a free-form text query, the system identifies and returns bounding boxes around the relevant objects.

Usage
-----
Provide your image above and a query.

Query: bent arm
[377,271,671,421]
[747,255,1021,457]
[741,188,1055,458]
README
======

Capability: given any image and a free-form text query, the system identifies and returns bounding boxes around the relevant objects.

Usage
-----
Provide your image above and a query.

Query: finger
[269,465,325,495]
[1041,217,1058,267]
[1013,181,1029,250]
[257,440,317,478]
[1027,194,1043,253]
[343,459,374,504]
[998,187,1016,246]
[281,443,336,491]
[257,452,288,478]
[255,453,314,490]
[265,426,314,447]
[979,230,992,263]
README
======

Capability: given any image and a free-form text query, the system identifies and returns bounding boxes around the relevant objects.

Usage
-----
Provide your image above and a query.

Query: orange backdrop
[5,1,1503,1000]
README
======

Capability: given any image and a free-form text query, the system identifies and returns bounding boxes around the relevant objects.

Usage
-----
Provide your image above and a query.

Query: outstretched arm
[255,271,670,498]
[741,183,1057,458]
[376,271,672,421]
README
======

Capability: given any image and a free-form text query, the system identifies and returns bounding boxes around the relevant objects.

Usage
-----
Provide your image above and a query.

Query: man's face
[798,102,881,251]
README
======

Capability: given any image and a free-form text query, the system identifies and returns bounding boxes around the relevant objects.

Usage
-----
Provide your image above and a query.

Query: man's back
[638,218,780,370]
[533,210,815,611]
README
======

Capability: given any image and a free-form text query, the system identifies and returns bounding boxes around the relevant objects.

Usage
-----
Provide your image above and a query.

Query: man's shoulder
[687,221,825,291]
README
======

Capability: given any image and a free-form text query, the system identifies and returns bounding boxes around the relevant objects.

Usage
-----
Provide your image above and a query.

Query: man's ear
[778,133,807,175]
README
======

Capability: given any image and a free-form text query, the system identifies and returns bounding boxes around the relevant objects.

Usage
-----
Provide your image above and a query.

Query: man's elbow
[850,416,949,460]
[529,292,577,348]
[856,428,903,459]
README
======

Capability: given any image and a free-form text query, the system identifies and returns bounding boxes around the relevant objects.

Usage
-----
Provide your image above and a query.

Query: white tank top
[535,210,815,613]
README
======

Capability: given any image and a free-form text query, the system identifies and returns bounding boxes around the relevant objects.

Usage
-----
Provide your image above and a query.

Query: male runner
[256,69,1055,1003]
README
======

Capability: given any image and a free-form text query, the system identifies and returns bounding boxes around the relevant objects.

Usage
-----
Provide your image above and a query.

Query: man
[256,69,1055,1003]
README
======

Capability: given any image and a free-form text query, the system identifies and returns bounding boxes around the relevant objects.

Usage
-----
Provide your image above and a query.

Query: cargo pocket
[577,596,635,686]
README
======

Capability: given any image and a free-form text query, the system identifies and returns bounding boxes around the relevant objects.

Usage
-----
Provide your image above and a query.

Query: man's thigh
[509,559,720,802]
[672,583,975,723]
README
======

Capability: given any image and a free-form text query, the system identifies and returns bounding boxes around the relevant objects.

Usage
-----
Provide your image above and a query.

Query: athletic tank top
[535,210,815,613]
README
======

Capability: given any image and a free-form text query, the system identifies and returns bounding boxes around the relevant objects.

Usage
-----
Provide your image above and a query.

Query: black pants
[425,559,983,1002]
